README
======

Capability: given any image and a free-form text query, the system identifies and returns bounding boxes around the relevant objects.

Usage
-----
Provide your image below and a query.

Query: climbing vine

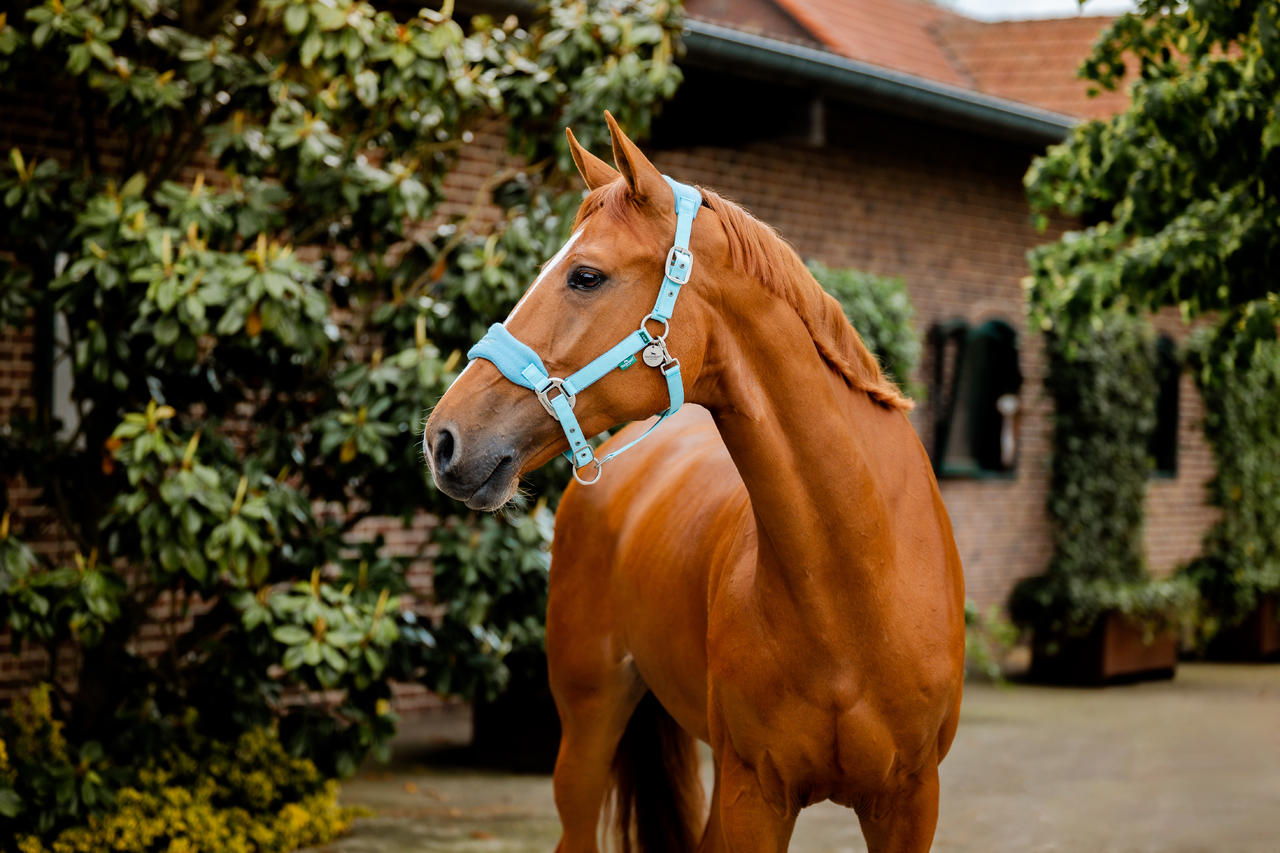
[1183,307,1280,639]
[1009,311,1195,640]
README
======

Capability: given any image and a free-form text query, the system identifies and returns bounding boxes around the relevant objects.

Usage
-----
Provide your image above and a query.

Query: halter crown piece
[466,176,702,485]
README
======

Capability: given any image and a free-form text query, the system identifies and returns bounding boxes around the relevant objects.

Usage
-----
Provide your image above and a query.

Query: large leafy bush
[0,0,682,843]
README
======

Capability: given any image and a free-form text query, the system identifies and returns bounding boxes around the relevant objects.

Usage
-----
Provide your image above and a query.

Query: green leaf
[272,625,311,645]
[299,31,322,67]
[153,315,180,346]
[282,643,308,671]
[0,788,21,818]
[1262,117,1280,152]
[283,4,309,35]
[312,4,346,30]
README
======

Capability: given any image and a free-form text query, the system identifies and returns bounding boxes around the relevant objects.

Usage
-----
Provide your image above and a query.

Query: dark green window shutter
[1149,335,1180,476]
[930,319,1021,476]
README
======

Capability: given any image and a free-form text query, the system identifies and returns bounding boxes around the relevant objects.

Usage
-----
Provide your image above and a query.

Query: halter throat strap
[465,175,702,485]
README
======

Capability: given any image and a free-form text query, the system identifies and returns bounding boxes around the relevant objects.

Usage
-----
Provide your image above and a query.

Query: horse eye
[568,268,605,291]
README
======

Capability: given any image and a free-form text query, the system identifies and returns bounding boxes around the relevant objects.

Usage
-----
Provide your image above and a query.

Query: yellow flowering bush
[16,782,354,853]
[2,685,361,852]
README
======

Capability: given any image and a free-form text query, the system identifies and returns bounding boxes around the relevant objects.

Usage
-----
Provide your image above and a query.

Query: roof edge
[764,0,848,54]
[683,18,1080,143]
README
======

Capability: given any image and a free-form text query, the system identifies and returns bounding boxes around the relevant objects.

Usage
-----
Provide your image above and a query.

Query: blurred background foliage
[1183,324,1280,641]
[1009,313,1196,644]
[1025,0,1280,338]
[1022,0,1280,645]
[807,260,921,399]
[0,0,682,846]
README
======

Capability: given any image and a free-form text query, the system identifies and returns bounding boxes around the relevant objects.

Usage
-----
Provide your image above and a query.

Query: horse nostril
[432,425,457,475]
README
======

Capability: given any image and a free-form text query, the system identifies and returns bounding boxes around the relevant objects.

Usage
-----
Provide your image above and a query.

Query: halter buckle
[665,246,693,285]
[536,378,576,420]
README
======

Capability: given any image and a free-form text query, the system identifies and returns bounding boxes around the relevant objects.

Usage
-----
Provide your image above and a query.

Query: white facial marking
[505,228,583,324]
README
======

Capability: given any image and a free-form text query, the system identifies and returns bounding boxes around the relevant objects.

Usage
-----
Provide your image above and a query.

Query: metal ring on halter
[572,458,603,486]
[641,313,670,342]
[536,378,576,420]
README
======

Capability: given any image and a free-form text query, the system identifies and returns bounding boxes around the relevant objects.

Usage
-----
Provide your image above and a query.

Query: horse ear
[604,110,666,202]
[565,127,619,190]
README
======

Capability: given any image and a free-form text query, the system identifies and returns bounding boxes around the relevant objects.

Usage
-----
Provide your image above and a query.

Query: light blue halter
[467,175,702,485]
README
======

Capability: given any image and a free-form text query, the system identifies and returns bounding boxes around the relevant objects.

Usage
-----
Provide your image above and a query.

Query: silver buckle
[536,378,575,420]
[665,246,693,285]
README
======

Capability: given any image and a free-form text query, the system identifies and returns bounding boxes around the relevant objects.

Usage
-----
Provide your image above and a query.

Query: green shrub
[2,684,359,851]
[0,0,683,839]
[423,504,556,702]
[1183,308,1280,640]
[1009,311,1196,641]
[807,261,921,394]
[964,600,1017,682]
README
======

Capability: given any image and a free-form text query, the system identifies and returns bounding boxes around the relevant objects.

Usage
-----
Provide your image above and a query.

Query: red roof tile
[936,16,1129,120]
[690,1,1130,120]
[772,0,973,87]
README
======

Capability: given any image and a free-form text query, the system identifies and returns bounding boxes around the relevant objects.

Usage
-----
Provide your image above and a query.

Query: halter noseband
[466,175,702,486]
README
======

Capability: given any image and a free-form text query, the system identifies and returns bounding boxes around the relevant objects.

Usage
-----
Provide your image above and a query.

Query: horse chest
[708,669,916,810]
[705,616,921,803]
[706,645,906,799]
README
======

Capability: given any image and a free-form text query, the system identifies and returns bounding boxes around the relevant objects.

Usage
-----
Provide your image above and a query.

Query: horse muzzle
[425,420,522,511]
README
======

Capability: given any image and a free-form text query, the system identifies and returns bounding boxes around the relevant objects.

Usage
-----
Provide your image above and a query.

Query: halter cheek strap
[466,175,702,485]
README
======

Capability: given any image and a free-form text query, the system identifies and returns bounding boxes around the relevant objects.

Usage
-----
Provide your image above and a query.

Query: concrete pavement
[310,663,1280,852]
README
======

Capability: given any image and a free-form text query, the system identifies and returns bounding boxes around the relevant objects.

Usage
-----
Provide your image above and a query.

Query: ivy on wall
[1183,310,1280,638]
[1009,311,1195,640]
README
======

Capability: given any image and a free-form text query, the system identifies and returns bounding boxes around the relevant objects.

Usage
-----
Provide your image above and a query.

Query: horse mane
[578,182,912,412]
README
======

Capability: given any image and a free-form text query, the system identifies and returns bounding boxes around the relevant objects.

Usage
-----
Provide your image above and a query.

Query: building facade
[657,0,1217,606]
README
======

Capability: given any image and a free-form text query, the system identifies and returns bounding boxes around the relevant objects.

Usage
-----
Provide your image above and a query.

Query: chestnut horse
[424,114,965,852]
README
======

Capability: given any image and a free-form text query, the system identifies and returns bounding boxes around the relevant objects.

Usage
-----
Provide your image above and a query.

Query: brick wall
[1146,309,1218,578]
[648,105,1218,608]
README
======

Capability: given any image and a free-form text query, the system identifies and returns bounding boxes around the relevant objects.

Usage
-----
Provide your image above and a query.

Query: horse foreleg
[853,766,941,853]
[715,755,797,853]
[550,659,645,853]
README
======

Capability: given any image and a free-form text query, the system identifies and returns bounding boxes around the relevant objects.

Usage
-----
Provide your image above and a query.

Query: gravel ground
[309,663,1280,852]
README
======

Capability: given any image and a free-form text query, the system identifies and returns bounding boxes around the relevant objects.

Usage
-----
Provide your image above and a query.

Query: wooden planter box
[1031,611,1178,685]
[1207,594,1280,662]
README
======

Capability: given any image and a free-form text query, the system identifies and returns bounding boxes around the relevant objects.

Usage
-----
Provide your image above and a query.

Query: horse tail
[608,692,704,853]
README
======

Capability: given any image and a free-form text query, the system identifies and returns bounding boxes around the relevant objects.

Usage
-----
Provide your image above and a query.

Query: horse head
[424,113,726,510]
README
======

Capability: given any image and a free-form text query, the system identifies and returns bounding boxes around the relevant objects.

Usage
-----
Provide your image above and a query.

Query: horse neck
[694,279,909,608]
